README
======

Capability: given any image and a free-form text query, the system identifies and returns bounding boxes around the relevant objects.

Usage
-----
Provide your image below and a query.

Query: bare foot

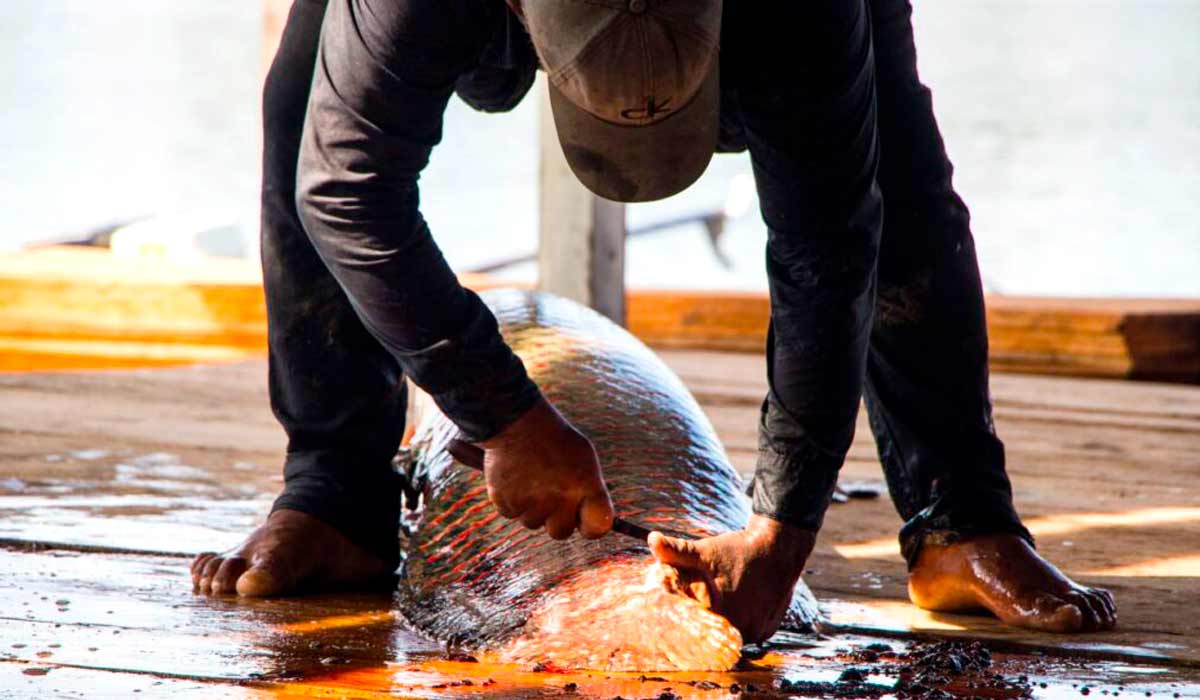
[190,509,393,597]
[908,533,1116,633]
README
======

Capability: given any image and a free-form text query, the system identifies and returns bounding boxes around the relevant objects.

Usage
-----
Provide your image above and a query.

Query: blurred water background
[1,0,1197,296]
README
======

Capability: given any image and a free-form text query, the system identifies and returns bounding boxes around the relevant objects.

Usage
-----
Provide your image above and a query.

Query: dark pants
[261,0,1030,570]
[261,0,406,567]
[861,0,1032,562]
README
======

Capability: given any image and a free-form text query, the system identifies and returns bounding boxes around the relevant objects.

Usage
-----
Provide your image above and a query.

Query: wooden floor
[662,352,1200,660]
[2,354,1199,698]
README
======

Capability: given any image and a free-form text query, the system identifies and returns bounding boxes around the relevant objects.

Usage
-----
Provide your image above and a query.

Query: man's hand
[649,514,816,644]
[477,397,615,540]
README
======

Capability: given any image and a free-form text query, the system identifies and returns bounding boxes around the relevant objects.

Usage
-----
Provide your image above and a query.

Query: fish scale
[398,289,820,660]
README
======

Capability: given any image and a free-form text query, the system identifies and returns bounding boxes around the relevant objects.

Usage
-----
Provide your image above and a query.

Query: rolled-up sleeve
[296,0,540,440]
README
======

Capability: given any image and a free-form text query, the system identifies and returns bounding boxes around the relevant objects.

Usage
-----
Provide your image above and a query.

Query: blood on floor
[251,636,1200,699]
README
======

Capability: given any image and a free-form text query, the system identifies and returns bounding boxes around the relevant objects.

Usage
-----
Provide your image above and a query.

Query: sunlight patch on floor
[822,599,970,633]
[1084,553,1200,578]
[831,507,1200,560]
[275,610,396,634]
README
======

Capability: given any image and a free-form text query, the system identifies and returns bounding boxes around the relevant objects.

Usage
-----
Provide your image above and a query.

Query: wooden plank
[0,362,278,454]
[3,544,1196,698]
[627,289,769,353]
[252,652,1200,699]
[659,349,1200,499]
[6,652,1198,700]
[658,352,1200,663]
[2,356,1199,667]
[633,290,1200,382]
[0,548,432,681]
[3,247,1197,380]
[0,663,263,700]
[2,547,1198,699]
[0,245,506,353]
[0,247,501,371]
[0,338,258,373]
[0,247,267,349]
[0,362,281,554]
[4,354,1199,554]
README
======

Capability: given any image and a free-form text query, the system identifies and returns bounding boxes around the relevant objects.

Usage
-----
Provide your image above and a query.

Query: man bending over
[192,0,1115,639]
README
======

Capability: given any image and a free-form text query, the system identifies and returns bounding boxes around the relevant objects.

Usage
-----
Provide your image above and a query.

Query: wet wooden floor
[2,353,1199,698]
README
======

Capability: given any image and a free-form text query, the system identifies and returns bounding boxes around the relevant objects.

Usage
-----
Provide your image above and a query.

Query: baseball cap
[518,0,723,203]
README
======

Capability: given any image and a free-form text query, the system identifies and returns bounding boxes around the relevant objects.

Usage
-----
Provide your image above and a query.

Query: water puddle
[0,450,272,554]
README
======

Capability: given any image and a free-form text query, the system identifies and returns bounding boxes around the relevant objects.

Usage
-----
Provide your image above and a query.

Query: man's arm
[297,0,534,440]
[652,0,882,642]
[296,0,612,536]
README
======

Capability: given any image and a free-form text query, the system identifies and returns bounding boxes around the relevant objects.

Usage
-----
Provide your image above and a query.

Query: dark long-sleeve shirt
[296,0,542,441]
[296,0,884,532]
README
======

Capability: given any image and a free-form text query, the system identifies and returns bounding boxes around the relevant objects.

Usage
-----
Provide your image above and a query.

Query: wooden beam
[3,246,1198,383]
[536,77,627,325]
[627,290,1200,383]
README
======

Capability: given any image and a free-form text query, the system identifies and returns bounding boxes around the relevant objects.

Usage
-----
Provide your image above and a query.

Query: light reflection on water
[1,0,1197,297]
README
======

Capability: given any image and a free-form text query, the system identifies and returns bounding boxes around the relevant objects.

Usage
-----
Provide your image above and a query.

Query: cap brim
[548,62,719,203]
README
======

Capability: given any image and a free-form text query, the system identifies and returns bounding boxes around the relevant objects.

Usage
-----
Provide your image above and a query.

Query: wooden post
[537,78,627,326]
[263,0,291,76]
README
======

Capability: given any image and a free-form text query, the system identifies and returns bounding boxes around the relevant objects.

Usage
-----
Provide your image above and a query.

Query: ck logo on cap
[620,96,673,121]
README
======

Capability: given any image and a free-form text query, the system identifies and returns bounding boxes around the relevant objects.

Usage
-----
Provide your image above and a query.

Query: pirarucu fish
[397,289,819,672]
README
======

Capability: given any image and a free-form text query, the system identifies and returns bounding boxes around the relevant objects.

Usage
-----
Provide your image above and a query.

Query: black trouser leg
[726,0,884,532]
[260,0,405,568]
[863,0,1032,566]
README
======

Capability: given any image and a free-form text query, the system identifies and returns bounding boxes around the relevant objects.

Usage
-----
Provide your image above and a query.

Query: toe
[235,551,295,597]
[1048,601,1085,633]
[1088,588,1117,630]
[199,556,223,594]
[1027,594,1085,633]
[211,557,249,595]
[191,553,216,587]
[1066,592,1103,632]
[191,553,215,577]
[236,566,285,597]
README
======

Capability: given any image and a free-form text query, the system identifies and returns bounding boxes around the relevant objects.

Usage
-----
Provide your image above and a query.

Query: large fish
[397,289,820,672]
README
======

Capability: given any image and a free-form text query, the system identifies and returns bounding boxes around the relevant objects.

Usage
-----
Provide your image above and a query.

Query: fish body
[400,289,819,671]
